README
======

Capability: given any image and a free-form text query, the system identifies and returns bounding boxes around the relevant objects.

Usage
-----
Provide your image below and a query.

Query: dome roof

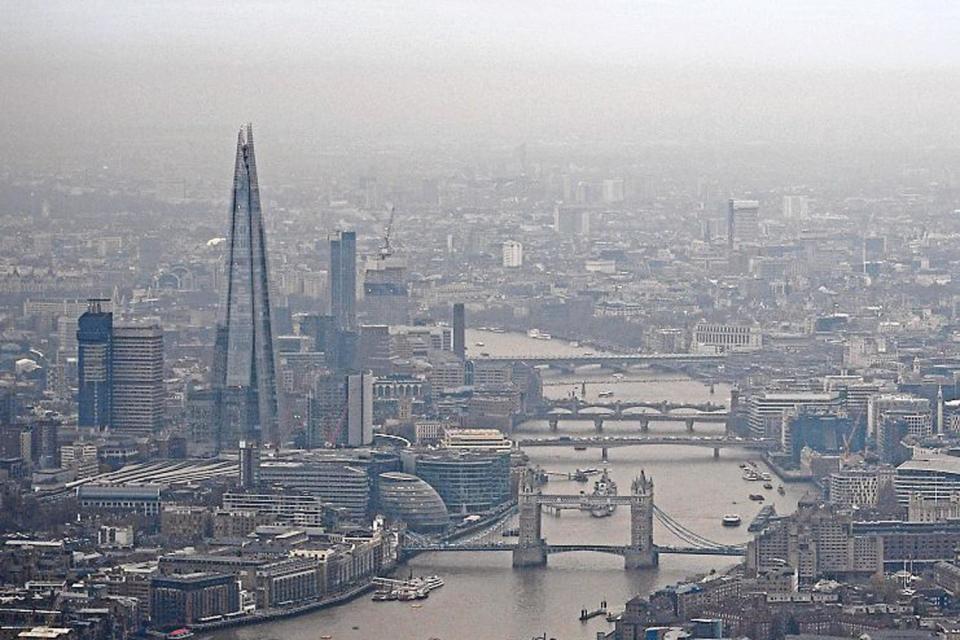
[378,472,449,532]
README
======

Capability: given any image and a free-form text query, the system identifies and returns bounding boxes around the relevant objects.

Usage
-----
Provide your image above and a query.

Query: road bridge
[514,434,768,461]
[401,470,745,568]
[530,399,732,434]
[474,353,725,368]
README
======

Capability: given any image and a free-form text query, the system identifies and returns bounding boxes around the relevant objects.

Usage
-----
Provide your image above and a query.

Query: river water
[211,331,810,640]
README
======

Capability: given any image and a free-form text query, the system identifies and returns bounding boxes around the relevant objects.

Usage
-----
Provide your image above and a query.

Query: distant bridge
[514,435,768,460]
[474,353,725,368]
[541,399,727,415]
[527,399,732,434]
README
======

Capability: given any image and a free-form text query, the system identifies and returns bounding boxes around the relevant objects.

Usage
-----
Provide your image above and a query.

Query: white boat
[721,514,742,527]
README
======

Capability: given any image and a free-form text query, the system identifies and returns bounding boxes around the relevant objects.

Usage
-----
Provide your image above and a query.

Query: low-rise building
[150,572,239,629]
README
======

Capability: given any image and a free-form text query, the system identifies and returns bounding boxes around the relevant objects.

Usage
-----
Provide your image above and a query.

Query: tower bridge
[401,469,746,569]
[513,469,657,569]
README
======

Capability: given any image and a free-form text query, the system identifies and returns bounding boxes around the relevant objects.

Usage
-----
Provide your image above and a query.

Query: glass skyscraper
[77,299,113,429]
[212,124,279,450]
[329,230,357,332]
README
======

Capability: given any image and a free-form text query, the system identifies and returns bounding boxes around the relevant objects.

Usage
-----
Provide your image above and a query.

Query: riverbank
[183,505,520,633]
[763,452,815,483]
[187,578,380,632]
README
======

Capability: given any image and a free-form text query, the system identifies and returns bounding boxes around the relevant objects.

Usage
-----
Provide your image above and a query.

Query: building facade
[212,124,280,450]
[111,325,164,435]
[77,300,112,429]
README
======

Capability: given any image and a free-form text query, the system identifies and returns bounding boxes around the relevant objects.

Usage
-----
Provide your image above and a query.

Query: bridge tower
[624,471,658,569]
[513,469,547,567]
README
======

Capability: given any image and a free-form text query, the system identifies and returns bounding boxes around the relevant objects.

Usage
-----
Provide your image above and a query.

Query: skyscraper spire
[212,124,279,450]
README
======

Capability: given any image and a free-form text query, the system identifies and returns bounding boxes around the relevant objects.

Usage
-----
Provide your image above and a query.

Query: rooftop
[898,455,960,476]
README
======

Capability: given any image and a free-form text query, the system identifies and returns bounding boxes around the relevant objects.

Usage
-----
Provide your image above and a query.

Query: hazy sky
[2,1,959,168]
[4,1,958,68]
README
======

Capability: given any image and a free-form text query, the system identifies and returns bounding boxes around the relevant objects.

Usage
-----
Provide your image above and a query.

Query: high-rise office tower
[782,195,809,219]
[111,325,164,435]
[727,199,760,249]
[212,125,279,450]
[330,230,357,332]
[502,240,523,268]
[453,303,466,361]
[346,372,374,447]
[78,299,113,429]
[362,254,410,325]
[238,439,260,490]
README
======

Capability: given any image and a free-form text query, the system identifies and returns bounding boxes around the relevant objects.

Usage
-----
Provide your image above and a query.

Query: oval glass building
[378,472,450,532]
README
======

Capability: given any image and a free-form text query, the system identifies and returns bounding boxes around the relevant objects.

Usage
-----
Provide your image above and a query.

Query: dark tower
[77,299,113,430]
[330,230,357,332]
[453,303,466,360]
[212,124,279,450]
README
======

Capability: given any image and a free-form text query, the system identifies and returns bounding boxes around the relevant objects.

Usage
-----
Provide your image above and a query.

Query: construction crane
[842,420,863,462]
[380,202,397,258]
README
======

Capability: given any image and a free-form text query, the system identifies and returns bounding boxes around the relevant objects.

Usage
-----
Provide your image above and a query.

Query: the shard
[212,124,279,450]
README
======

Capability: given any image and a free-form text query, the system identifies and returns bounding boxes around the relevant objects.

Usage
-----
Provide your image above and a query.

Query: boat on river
[588,470,618,517]
[721,514,742,527]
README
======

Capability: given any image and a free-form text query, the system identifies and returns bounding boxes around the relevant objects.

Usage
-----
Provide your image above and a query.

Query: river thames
[211,330,812,640]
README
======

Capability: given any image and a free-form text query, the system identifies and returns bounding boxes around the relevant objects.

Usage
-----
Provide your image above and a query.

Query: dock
[579,600,608,621]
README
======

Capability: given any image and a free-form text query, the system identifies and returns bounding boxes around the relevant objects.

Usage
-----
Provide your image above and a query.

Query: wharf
[763,453,813,483]
[579,600,608,621]
[187,579,380,631]
[748,505,777,532]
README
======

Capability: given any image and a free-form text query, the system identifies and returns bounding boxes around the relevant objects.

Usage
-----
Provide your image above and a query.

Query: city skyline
[5,3,960,640]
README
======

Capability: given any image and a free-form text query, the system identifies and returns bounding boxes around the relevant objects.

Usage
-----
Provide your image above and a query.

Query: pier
[579,600,608,621]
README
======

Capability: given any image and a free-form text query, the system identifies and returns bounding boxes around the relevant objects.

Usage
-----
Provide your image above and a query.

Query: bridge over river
[514,434,768,460]
[401,470,746,569]
[474,353,725,368]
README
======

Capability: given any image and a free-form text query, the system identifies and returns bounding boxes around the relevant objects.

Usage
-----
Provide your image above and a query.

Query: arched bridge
[531,400,731,435]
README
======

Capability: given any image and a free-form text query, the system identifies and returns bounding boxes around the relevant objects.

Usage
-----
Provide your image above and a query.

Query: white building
[502,240,523,268]
[867,394,930,439]
[782,195,809,219]
[828,466,895,509]
[584,259,617,274]
[747,392,841,440]
[693,323,762,353]
[727,199,760,247]
[602,178,625,203]
[346,372,374,447]
[895,455,960,505]
[442,428,513,452]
